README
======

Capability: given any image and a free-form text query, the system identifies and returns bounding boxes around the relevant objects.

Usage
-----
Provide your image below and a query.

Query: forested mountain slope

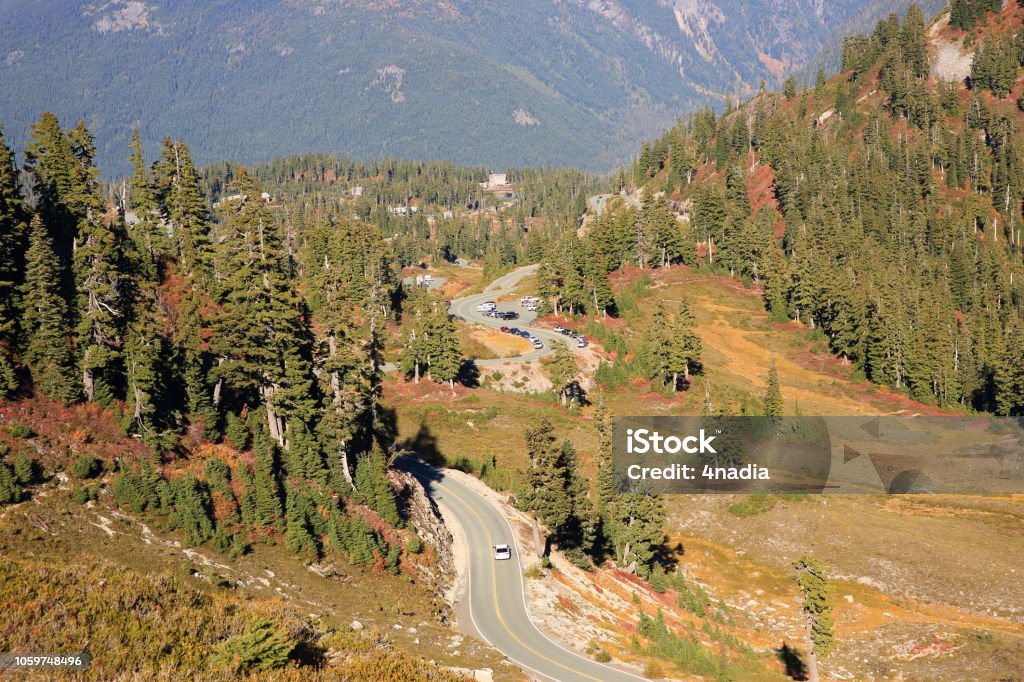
[2,0,926,176]
[0,91,611,672]
[541,2,1024,414]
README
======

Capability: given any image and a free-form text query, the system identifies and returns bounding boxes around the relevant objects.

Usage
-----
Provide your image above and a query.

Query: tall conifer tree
[21,215,78,403]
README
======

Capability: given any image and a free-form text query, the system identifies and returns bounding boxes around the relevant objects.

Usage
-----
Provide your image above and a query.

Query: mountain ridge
[1,0,930,176]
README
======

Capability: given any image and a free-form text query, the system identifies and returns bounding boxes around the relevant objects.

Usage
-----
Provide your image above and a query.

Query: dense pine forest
[0,116,417,565]
[201,155,599,274]
[543,3,1024,414]
[0,108,606,569]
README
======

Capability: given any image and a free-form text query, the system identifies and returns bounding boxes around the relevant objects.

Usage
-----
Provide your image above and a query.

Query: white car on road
[493,544,511,560]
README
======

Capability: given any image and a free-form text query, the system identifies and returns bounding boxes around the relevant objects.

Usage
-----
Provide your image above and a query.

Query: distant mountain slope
[801,0,949,80]
[1,0,931,175]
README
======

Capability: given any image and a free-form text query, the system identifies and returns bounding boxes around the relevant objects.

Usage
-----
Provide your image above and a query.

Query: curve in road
[586,192,641,216]
[405,461,646,682]
[448,264,582,367]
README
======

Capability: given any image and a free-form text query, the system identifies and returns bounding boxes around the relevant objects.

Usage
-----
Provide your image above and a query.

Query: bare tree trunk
[82,344,95,401]
[264,386,285,447]
[532,516,544,559]
[339,442,356,491]
[212,357,225,408]
[804,618,820,682]
[133,384,144,421]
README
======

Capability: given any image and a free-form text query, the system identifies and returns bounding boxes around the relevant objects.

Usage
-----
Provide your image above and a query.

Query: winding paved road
[403,460,646,682]
[586,192,641,216]
[448,264,580,367]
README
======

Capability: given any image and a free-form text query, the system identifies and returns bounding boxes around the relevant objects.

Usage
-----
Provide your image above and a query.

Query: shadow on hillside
[776,642,808,680]
[397,421,446,467]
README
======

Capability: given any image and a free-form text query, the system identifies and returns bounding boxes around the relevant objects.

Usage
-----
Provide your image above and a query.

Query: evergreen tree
[66,123,126,405]
[251,435,284,530]
[126,130,170,265]
[209,170,317,458]
[169,474,214,546]
[971,33,1019,98]
[558,439,598,559]
[900,4,929,79]
[793,555,835,682]
[75,204,128,405]
[308,218,374,490]
[284,485,320,561]
[329,509,379,565]
[154,139,211,278]
[763,359,784,417]
[546,343,579,405]
[0,127,26,397]
[125,297,170,447]
[424,309,463,389]
[950,0,997,30]
[175,288,217,437]
[661,299,703,392]
[23,113,76,274]
[0,461,22,505]
[21,215,78,403]
[11,454,40,486]
[611,492,665,576]
[593,395,617,515]
[216,619,293,673]
[523,419,573,556]
[353,443,399,526]
[994,322,1024,415]
[784,75,797,100]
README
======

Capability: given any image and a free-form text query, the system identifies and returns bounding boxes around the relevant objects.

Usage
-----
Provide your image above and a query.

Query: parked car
[509,327,522,335]
[559,328,573,335]
[499,326,510,333]
[493,544,511,560]
[518,329,531,338]
[576,337,588,348]
[532,339,544,349]
[520,296,537,304]
[553,325,566,334]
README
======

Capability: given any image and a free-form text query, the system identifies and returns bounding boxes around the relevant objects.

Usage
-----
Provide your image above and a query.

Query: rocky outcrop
[389,458,454,591]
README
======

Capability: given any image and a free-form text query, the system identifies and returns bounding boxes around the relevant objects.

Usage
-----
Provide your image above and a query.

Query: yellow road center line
[439,480,605,682]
